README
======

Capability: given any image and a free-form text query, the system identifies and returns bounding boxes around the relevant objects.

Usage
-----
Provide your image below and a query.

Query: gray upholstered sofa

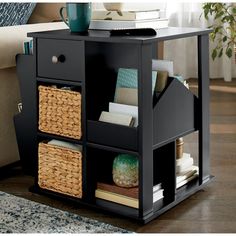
[0,3,66,168]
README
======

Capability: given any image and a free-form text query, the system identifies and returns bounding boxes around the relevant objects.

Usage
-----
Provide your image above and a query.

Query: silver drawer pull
[52,55,66,64]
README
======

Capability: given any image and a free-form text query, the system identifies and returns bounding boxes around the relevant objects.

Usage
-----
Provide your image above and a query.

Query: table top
[28,27,212,44]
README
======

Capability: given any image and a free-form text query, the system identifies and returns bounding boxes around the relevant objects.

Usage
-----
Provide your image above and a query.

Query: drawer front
[37,39,84,82]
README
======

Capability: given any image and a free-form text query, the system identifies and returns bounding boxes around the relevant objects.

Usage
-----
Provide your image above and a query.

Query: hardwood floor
[0,79,236,233]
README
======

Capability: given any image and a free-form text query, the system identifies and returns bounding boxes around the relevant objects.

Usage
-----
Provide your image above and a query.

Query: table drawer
[37,39,84,82]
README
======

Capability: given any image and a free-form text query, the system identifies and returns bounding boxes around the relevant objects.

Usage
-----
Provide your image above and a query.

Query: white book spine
[153,189,164,203]
[109,102,138,127]
[89,18,168,30]
[176,174,199,189]
[176,166,199,184]
[153,183,162,192]
[99,111,133,126]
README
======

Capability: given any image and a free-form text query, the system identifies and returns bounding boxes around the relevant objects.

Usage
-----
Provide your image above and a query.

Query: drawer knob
[52,55,65,64]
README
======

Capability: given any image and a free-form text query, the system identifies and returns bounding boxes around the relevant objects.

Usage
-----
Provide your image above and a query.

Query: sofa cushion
[0,67,20,166]
[28,3,65,24]
[0,3,36,26]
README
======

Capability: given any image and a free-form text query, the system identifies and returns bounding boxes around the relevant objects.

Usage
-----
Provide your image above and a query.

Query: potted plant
[202,3,236,61]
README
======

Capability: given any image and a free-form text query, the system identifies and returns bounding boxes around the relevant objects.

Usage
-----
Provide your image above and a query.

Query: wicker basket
[38,85,82,139]
[38,142,82,198]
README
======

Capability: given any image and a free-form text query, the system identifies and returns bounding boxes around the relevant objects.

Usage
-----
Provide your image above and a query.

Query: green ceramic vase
[112,154,138,188]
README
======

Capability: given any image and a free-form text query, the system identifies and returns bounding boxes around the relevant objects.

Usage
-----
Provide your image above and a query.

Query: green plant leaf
[212,48,218,60]
[226,47,233,58]
[223,36,228,42]
[218,48,223,57]
[215,10,224,19]
[201,3,236,60]
[210,32,216,41]
[204,7,210,19]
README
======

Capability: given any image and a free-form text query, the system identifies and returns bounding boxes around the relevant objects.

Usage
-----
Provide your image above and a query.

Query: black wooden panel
[14,54,37,176]
[198,35,210,184]
[85,42,139,71]
[87,120,138,151]
[37,39,85,82]
[153,141,176,205]
[153,78,198,147]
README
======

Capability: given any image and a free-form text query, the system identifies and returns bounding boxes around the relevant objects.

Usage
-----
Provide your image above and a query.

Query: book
[153,183,162,193]
[23,39,33,55]
[115,68,157,100]
[155,71,168,92]
[176,173,199,189]
[109,102,138,127]
[115,87,138,106]
[176,166,199,184]
[95,189,139,208]
[97,182,138,199]
[152,59,174,77]
[97,182,162,200]
[95,188,163,208]
[99,111,134,126]
[89,18,169,30]
[153,189,164,203]
[92,9,160,21]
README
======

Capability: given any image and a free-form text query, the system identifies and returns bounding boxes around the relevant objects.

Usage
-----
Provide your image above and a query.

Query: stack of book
[90,9,168,30]
[176,153,199,189]
[153,183,164,203]
[99,68,157,127]
[95,182,163,208]
[99,60,190,127]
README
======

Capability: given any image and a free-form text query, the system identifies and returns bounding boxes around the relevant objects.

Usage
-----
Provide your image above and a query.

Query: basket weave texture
[38,85,82,139]
[38,142,82,198]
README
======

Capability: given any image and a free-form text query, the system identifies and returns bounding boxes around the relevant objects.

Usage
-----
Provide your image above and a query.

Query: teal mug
[60,3,91,33]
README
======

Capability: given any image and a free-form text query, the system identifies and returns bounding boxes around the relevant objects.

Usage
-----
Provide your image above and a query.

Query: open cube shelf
[87,77,199,151]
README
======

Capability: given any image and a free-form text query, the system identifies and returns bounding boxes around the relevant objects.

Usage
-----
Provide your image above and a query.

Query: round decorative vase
[103,3,124,12]
[112,154,138,188]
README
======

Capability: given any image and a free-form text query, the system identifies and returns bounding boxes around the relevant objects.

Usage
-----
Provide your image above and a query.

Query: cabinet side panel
[15,53,37,175]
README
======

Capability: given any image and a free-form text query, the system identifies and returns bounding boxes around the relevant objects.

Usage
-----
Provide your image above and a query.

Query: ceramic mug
[60,3,91,33]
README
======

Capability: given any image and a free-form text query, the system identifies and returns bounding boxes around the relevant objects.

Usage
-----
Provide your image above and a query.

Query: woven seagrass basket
[38,142,82,198]
[38,85,82,139]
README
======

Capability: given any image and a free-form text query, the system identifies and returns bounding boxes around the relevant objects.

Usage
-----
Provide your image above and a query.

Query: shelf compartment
[87,120,138,151]
[38,142,83,198]
[38,85,82,140]
[153,77,198,147]
[86,146,139,208]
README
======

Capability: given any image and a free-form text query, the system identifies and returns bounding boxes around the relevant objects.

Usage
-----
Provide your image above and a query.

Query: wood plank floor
[0,79,236,233]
